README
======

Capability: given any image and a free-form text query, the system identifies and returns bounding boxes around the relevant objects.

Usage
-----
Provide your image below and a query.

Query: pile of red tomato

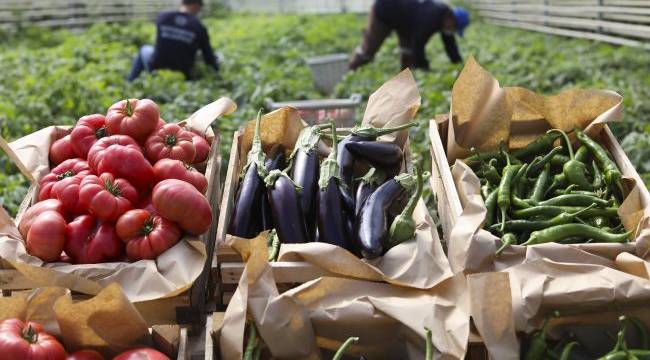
[19,99,213,264]
[0,318,169,360]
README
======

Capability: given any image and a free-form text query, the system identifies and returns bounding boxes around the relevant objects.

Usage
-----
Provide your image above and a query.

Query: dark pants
[349,5,414,70]
[127,45,154,81]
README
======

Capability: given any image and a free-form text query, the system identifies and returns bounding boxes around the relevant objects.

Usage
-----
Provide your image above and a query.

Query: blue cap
[453,7,470,37]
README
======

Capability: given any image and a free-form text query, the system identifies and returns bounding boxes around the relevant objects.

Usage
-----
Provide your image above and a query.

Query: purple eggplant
[290,126,324,242]
[261,144,286,230]
[345,141,403,169]
[317,121,351,250]
[265,169,309,244]
[356,172,417,259]
[228,110,267,238]
[355,167,387,217]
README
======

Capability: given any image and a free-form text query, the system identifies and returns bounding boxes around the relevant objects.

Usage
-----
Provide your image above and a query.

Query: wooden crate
[429,114,650,246]
[0,126,222,331]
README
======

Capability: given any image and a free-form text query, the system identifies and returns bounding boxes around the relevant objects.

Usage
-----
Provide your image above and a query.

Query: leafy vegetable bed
[1,13,649,215]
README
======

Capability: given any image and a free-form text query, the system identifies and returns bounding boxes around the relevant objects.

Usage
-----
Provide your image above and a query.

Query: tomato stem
[139,217,154,236]
[165,134,177,146]
[22,325,38,344]
[124,99,134,117]
[95,127,107,139]
[104,180,121,197]
[57,170,75,180]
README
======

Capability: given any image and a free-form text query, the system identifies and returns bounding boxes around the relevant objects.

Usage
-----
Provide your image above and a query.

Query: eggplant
[261,144,286,230]
[317,121,350,250]
[355,167,387,216]
[290,126,323,242]
[389,167,423,246]
[265,169,309,244]
[356,172,417,259]
[345,141,403,169]
[337,123,415,211]
[228,110,267,238]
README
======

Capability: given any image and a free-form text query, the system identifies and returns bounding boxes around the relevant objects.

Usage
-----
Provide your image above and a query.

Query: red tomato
[152,179,211,235]
[39,158,90,200]
[66,349,104,360]
[113,348,169,360]
[137,195,157,215]
[26,211,66,262]
[153,159,207,193]
[191,134,210,164]
[155,118,166,130]
[106,99,159,143]
[50,135,76,166]
[116,209,181,260]
[88,135,153,190]
[70,114,108,158]
[65,215,124,264]
[145,124,196,163]
[79,173,138,221]
[19,199,66,239]
[0,318,67,360]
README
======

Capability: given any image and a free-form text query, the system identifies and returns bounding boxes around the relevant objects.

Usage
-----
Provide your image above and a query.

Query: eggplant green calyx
[247,109,268,179]
[350,122,415,139]
[389,166,424,245]
[332,337,359,360]
[291,125,322,158]
[264,169,303,192]
[318,121,342,190]
[357,167,387,187]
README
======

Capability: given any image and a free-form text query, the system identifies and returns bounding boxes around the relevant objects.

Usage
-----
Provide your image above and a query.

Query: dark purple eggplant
[265,169,309,244]
[337,123,415,211]
[317,121,350,249]
[228,110,267,238]
[345,141,403,169]
[355,168,387,217]
[389,167,423,246]
[356,173,417,259]
[261,144,286,230]
[290,126,323,242]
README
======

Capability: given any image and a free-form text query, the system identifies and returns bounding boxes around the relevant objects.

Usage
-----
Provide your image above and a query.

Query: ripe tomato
[87,135,153,190]
[79,173,138,221]
[155,118,166,130]
[50,135,76,166]
[65,215,124,264]
[106,99,159,143]
[116,209,181,260]
[19,199,66,239]
[152,179,211,235]
[145,124,196,163]
[153,159,207,193]
[39,159,90,214]
[26,210,66,262]
[191,134,210,164]
[70,114,108,158]
[113,348,169,360]
[66,349,103,360]
[0,318,67,360]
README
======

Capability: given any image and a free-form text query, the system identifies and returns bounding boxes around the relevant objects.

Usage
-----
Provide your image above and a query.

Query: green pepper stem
[332,337,359,360]
[351,122,415,138]
[425,327,433,360]
[548,129,574,160]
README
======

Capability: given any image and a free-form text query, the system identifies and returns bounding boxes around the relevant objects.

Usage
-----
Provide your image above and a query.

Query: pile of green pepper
[465,128,632,254]
[524,314,649,360]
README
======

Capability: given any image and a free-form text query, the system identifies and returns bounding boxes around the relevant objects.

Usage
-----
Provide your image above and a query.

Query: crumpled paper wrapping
[0,283,151,358]
[224,69,452,290]
[470,252,650,359]
[0,98,237,301]
[445,58,650,274]
[220,234,470,359]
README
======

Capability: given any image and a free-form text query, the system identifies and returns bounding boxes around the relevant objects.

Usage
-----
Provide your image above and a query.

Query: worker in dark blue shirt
[349,0,470,71]
[127,0,219,81]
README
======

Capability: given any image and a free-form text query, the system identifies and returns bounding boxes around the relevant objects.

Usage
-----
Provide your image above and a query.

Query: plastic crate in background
[306,53,350,95]
[265,94,362,128]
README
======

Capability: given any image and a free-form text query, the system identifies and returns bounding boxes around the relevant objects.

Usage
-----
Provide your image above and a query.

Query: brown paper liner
[0,98,237,301]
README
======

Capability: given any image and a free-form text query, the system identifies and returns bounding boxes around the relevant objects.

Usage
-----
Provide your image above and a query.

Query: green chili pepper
[332,337,359,360]
[537,194,610,207]
[548,129,593,191]
[244,322,259,360]
[575,145,591,163]
[524,312,557,360]
[424,327,433,360]
[599,350,650,360]
[546,173,566,197]
[575,128,624,198]
[527,146,563,176]
[485,189,499,227]
[465,149,503,164]
[479,163,502,185]
[522,224,631,246]
[550,154,570,168]
[497,153,522,233]
[512,196,532,209]
[513,206,618,219]
[512,131,561,160]
[530,163,551,202]
[495,232,517,256]
[490,205,597,233]
[592,160,604,189]
[559,341,578,360]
